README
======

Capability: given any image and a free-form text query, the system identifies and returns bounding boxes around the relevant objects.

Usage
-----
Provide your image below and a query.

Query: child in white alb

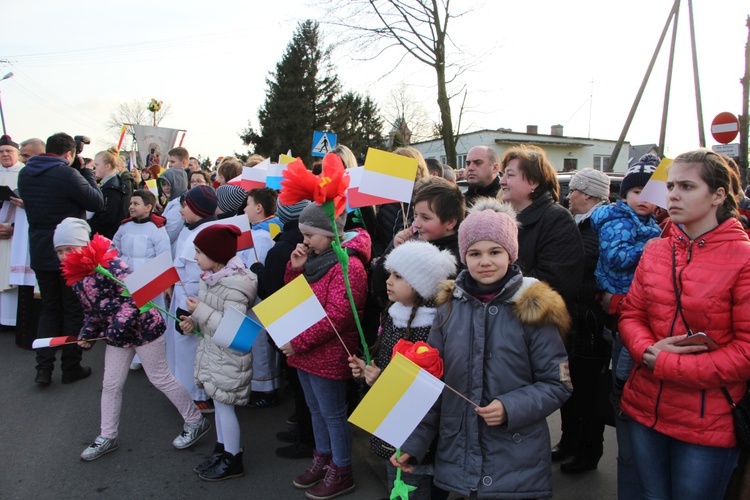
[165,185,217,413]
[111,189,170,370]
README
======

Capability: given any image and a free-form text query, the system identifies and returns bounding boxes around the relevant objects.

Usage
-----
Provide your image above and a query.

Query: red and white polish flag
[32,336,78,349]
[123,252,180,308]
[219,215,254,251]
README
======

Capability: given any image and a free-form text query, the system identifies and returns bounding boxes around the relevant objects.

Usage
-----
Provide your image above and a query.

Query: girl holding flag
[349,240,456,499]
[391,199,572,499]
[178,224,257,482]
[281,202,371,500]
[53,218,208,462]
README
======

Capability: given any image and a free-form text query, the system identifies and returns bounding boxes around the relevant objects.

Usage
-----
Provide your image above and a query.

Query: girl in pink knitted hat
[391,198,572,499]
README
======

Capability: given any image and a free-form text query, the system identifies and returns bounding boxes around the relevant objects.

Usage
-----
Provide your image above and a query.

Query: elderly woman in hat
[557,168,613,474]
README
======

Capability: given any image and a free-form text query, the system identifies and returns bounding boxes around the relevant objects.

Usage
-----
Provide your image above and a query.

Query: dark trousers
[560,355,610,458]
[33,269,84,373]
[15,285,41,349]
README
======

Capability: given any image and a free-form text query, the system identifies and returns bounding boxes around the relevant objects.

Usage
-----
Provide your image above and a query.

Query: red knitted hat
[193,224,240,264]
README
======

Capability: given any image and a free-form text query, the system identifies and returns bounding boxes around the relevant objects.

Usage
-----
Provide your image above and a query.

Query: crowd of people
[0,131,749,499]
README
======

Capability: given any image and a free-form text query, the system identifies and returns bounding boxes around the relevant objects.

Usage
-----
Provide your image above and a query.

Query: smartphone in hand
[675,332,720,351]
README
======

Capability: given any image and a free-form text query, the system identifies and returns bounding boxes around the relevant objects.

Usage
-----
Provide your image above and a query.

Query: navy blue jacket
[18,155,104,271]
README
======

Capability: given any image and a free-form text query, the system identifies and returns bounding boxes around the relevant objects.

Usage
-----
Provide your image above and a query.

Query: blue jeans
[612,337,643,499]
[630,420,739,500]
[297,370,352,467]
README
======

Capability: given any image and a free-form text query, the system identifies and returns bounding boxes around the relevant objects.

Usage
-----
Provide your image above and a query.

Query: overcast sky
[1,1,747,164]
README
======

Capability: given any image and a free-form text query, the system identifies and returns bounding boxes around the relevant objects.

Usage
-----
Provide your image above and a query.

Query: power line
[2,29,250,67]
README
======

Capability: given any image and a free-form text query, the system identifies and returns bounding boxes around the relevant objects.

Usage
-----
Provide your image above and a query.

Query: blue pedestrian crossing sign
[312,131,337,158]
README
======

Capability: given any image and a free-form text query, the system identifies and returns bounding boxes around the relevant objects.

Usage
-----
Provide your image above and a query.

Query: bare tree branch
[321,0,475,164]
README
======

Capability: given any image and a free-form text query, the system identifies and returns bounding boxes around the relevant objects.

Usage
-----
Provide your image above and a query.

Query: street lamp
[0,72,14,136]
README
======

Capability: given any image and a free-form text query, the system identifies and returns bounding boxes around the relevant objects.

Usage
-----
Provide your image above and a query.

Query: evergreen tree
[240,20,341,166]
[332,91,386,163]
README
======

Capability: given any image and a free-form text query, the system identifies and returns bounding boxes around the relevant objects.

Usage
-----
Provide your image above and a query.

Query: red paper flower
[279,158,317,207]
[392,339,444,379]
[318,153,349,217]
[61,234,118,286]
[279,154,350,217]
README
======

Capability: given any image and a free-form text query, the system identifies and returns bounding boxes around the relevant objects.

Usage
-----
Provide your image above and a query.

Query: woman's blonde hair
[394,146,429,182]
[96,149,119,172]
[331,144,357,169]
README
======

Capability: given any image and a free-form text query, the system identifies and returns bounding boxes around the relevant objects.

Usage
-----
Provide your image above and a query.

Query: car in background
[457,172,625,206]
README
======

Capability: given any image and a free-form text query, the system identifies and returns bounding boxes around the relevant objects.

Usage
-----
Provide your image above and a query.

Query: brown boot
[293,450,331,489]
[305,462,355,500]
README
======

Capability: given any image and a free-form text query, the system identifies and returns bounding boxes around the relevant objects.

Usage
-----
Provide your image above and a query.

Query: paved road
[0,331,617,499]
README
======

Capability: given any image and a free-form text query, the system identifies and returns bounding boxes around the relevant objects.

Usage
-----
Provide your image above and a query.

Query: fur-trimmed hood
[436,272,570,336]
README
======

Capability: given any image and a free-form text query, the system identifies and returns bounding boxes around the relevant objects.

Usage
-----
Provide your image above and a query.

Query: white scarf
[201,255,248,287]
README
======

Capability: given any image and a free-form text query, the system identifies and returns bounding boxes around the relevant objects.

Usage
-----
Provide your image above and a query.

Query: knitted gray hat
[385,240,457,299]
[298,203,346,237]
[569,168,610,200]
[277,199,311,226]
[53,217,91,248]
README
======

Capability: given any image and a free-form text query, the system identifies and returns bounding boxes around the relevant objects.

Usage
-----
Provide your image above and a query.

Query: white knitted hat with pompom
[385,240,457,300]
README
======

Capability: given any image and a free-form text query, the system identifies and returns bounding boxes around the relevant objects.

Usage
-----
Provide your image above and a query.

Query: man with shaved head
[462,145,501,207]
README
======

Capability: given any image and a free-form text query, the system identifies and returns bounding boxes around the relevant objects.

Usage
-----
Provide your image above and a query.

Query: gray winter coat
[192,268,258,406]
[402,269,572,499]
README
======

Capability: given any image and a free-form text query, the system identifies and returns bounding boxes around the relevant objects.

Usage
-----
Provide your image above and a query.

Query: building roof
[628,144,659,166]
[494,138,593,147]
[411,128,620,146]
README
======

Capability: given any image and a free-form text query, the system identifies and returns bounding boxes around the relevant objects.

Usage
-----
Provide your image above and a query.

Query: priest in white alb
[0,135,24,328]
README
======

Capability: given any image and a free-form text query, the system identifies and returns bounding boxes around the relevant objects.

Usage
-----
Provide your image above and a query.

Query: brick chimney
[551,124,564,136]
[526,125,538,134]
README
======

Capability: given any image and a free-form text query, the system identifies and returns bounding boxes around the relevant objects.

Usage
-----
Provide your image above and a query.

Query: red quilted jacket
[620,217,750,448]
[284,229,371,380]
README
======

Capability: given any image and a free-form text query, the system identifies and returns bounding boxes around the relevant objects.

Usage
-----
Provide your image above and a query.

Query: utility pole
[607,0,679,171]
[687,0,706,148]
[740,16,750,186]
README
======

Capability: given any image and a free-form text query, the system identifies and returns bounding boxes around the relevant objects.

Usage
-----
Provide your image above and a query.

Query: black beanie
[0,135,19,149]
[184,185,218,218]
[620,154,660,197]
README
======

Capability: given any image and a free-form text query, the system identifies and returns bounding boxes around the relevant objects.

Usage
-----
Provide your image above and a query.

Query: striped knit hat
[216,184,247,214]
[277,199,312,226]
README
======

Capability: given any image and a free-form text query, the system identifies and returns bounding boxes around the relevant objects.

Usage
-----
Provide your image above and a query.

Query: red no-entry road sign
[711,112,740,144]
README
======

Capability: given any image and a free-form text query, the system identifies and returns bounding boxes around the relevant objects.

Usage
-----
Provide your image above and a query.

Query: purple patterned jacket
[71,257,165,347]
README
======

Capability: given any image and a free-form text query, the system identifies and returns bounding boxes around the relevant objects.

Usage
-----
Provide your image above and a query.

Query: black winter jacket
[463,175,501,208]
[89,174,130,240]
[515,192,584,310]
[571,210,609,358]
[18,155,104,271]
[250,220,303,299]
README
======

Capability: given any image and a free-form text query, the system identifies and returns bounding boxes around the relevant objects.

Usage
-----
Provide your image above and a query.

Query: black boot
[551,438,575,462]
[560,453,602,474]
[193,442,225,474]
[199,450,244,482]
[35,369,52,386]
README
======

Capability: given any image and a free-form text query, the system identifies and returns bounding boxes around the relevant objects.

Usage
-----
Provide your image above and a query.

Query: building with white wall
[411,125,631,173]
